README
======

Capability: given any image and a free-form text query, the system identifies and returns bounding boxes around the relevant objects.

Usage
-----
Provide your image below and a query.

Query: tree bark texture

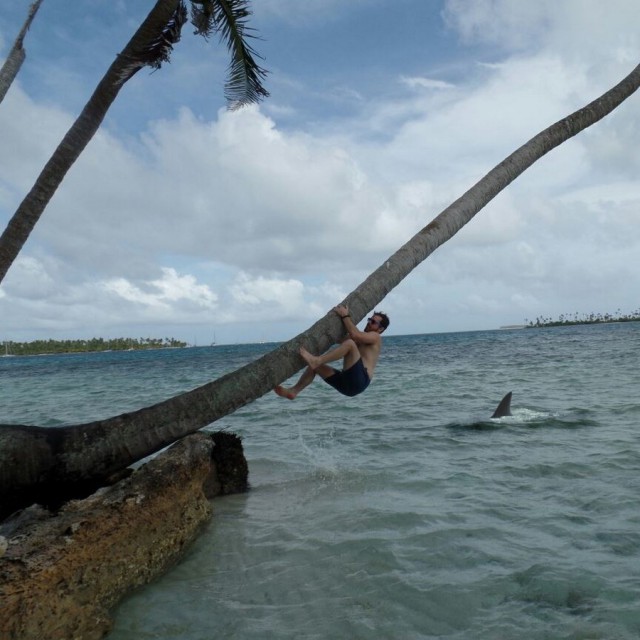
[0,48,25,104]
[2,63,639,520]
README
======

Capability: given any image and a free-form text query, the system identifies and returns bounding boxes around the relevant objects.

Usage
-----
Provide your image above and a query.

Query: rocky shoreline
[0,430,248,640]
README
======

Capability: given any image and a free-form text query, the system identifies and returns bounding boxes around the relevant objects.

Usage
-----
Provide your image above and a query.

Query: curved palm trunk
[0,46,25,104]
[2,62,639,519]
[0,0,181,285]
[0,0,44,104]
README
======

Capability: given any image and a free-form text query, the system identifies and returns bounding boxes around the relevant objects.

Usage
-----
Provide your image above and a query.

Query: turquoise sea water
[2,323,640,639]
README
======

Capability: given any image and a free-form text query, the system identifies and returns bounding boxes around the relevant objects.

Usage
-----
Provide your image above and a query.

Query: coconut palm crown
[136,0,269,107]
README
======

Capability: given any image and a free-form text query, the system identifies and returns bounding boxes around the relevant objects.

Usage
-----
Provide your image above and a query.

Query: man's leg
[275,340,361,400]
[274,366,317,400]
[300,339,360,372]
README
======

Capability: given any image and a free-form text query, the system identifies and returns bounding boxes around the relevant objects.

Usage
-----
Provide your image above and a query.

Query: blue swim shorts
[322,358,371,397]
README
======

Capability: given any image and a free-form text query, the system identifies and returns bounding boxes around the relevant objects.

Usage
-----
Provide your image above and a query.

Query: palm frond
[190,0,216,38]
[141,1,189,71]
[190,0,269,108]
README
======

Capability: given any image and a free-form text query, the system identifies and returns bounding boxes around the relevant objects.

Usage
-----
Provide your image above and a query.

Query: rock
[209,430,249,495]
[0,430,248,639]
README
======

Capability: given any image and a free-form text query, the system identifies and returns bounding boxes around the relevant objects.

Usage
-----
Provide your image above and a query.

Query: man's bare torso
[358,340,381,378]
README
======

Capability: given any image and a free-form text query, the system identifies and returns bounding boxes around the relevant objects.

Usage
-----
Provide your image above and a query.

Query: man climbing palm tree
[275,305,390,399]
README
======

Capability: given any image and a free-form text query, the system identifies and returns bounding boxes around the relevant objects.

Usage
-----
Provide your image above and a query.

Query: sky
[0,0,639,346]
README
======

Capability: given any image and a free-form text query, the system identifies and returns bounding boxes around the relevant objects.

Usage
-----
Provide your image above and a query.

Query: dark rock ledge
[0,431,248,640]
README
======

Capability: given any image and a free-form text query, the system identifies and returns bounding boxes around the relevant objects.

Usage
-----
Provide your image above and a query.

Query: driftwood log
[0,430,248,640]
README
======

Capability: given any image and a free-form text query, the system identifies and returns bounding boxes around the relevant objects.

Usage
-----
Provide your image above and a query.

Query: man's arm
[334,305,380,345]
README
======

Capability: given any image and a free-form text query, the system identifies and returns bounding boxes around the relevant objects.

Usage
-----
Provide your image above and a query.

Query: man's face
[366,315,383,333]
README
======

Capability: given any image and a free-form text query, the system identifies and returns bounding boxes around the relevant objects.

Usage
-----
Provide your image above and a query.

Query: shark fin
[491,391,513,418]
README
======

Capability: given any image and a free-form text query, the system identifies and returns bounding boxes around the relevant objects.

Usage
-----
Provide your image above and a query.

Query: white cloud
[1,255,56,300]
[230,272,304,308]
[103,268,218,311]
[400,76,455,91]
[8,102,406,277]
[443,0,640,59]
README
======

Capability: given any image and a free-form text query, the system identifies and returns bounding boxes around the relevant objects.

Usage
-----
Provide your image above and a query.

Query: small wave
[510,563,604,614]
[496,408,557,423]
[448,408,557,431]
[447,406,603,432]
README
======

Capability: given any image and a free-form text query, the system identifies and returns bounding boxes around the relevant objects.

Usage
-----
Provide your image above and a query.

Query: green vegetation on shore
[525,309,640,328]
[2,337,187,356]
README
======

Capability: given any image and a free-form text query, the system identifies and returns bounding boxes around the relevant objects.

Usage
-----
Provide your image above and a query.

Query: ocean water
[2,323,640,639]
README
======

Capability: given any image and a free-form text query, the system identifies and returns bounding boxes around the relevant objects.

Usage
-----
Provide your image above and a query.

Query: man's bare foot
[299,346,320,370]
[274,385,297,400]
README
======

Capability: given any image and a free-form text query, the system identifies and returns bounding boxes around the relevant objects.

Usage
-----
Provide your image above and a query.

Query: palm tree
[0,0,44,104]
[0,0,268,285]
[2,61,639,519]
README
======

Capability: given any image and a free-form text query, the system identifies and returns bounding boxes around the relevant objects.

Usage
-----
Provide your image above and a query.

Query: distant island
[2,337,187,357]
[524,310,640,328]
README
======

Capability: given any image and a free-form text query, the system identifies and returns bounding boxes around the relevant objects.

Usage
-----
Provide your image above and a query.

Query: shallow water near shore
[3,323,640,638]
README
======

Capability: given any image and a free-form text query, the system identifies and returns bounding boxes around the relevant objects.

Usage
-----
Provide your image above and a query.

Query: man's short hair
[374,311,390,331]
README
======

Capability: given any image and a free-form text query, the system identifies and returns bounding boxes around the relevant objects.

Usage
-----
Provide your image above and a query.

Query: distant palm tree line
[3,337,187,356]
[525,309,640,328]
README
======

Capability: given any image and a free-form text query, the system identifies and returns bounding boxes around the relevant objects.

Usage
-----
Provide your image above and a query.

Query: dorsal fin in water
[491,391,513,418]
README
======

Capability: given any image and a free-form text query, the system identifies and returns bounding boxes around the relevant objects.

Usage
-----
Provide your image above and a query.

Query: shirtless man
[274,305,390,399]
